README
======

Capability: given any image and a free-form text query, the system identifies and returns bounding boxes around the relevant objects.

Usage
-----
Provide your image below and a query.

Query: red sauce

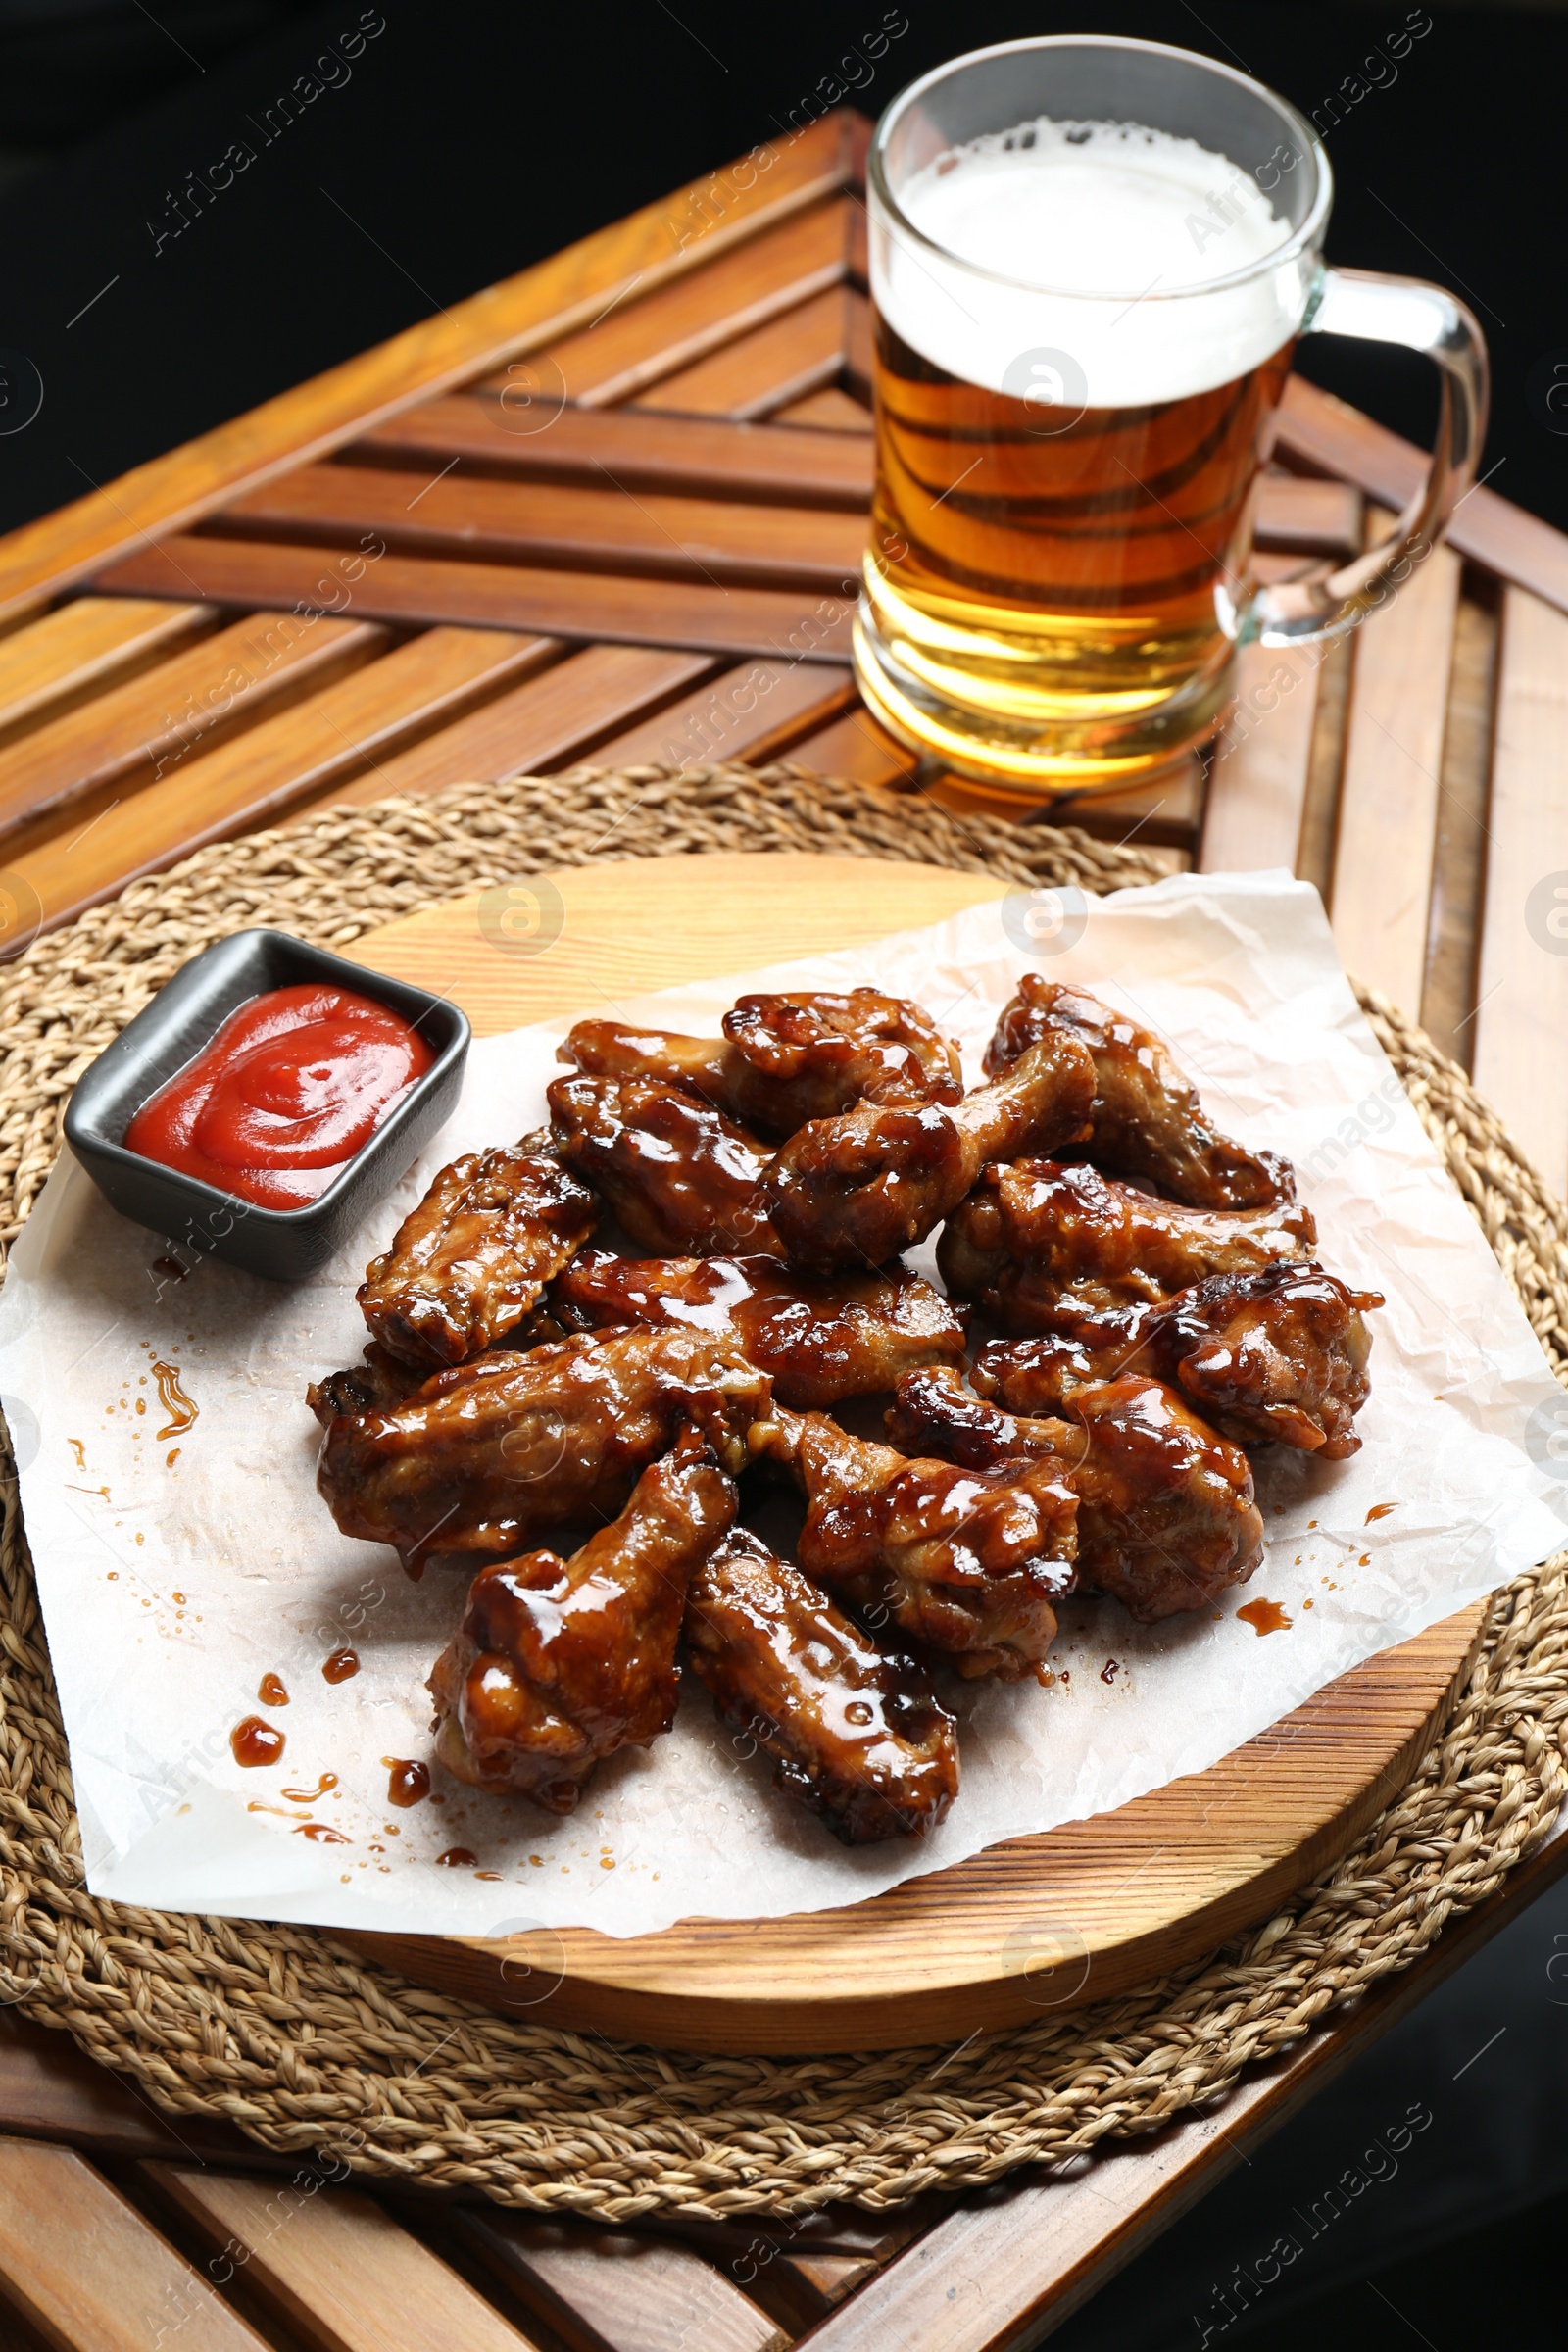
[384,1759,431,1808]
[258,1672,289,1706]
[322,1646,361,1683]
[1237,1598,1293,1636]
[231,1715,285,1766]
[435,1847,478,1867]
[124,983,432,1209]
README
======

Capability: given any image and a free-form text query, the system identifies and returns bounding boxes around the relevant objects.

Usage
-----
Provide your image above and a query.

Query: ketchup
[125,984,431,1209]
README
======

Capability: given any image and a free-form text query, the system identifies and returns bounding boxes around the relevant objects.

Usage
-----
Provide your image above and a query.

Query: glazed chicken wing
[552,1249,966,1408]
[317,1326,771,1574]
[766,1031,1096,1273]
[428,1432,735,1813]
[561,988,961,1138]
[975,1261,1383,1458]
[937,1158,1314,1330]
[685,1526,958,1843]
[888,1366,1263,1622]
[547,1074,783,1257]
[984,975,1293,1209]
[307,1307,568,1430]
[753,1406,1076,1680]
[358,1132,596,1369]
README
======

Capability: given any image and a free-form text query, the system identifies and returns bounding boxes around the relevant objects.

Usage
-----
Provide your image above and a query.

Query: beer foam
[876,119,1312,408]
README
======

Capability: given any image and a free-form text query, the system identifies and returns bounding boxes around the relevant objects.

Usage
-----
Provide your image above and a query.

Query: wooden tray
[329,850,1483,2055]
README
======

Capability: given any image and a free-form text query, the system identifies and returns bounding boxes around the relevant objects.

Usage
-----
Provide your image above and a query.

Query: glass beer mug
[855,35,1488,793]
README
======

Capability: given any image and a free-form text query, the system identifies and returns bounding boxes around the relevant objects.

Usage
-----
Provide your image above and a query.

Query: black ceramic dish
[63,928,469,1282]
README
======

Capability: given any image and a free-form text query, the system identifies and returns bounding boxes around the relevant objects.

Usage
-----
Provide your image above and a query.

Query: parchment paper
[2,869,1563,1943]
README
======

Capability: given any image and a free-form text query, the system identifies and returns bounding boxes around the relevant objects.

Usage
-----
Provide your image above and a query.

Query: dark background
[0,0,1563,540]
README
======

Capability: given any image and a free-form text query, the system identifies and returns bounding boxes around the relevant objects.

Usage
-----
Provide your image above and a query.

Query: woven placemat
[1,760,1565,2222]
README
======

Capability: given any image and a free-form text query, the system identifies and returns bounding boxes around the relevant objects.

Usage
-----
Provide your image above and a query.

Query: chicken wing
[428,1431,735,1813]
[317,1326,771,1574]
[975,1261,1383,1458]
[937,1157,1314,1330]
[685,1526,959,1843]
[561,988,961,1138]
[983,975,1293,1209]
[307,1307,569,1430]
[358,1132,596,1369]
[753,1406,1076,1680]
[552,1249,967,1407]
[547,1073,783,1257]
[765,1031,1096,1273]
[888,1366,1263,1622]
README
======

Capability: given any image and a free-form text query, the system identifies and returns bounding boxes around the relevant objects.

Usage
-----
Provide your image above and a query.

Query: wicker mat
[0,760,1565,2222]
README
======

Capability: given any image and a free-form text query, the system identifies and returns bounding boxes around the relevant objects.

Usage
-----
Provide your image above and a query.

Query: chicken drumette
[428,1431,735,1813]
[765,1032,1096,1272]
[560,988,961,1138]
[984,975,1293,1209]
[888,1366,1263,1623]
[358,1132,596,1369]
[752,1406,1077,1680]
[317,1325,771,1575]
[552,1250,966,1408]
[938,1158,1314,1330]
[975,1261,1383,1458]
[547,1073,783,1257]
[685,1526,958,1843]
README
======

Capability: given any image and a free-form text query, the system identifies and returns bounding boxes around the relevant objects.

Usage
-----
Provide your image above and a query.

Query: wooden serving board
[332,851,1484,2054]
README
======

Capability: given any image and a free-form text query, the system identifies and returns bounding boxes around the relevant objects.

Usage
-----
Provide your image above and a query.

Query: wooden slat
[220,466,866,594]
[348,400,873,510]
[145,2163,538,2352]
[773,387,873,433]
[1420,589,1499,1068]
[788,702,918,788]
[1278,372,1568,619]
[312,644,716,808]
[586,657,855,771]
[91,537,857,666]
[636,286,844,418]
[481,198,849,408]
[1200,640,1326,871]
[1472,586,1568,1189]
[0,611,382,845]
[1329,514,1462,1014]
[1253,475,1362,557]
[0,111,869,623]
[459,2212,786,2352]
[0,2138,268,2351]
[0,598,218,744]
[9,626,553,932]
[800,1807,1568,2352]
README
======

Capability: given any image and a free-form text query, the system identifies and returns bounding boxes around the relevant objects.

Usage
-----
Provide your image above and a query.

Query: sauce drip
[123,983,432,1209]
[293,1821,349,1844]
[151,1360,197,1442]
[281,1773,338,1803]
[257,1672,289,1706]
[1365,1502,1396,1523]
[435,1847,477,1867]
[1100,1657,1120,1684]
[384,1759,430,1808]
[231,1715,284,1766]
[322,1646,360,1683]
[152,1254,189,1284]
[1237,1598,1292,1636]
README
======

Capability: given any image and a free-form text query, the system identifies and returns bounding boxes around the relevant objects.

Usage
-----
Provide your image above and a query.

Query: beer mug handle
[1249,267,1489,648]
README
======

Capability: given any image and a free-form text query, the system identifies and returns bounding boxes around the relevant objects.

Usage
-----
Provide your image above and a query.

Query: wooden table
[0,104,1566,2352]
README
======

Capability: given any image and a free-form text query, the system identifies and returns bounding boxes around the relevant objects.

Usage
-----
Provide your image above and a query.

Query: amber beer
[858,112,1307,789]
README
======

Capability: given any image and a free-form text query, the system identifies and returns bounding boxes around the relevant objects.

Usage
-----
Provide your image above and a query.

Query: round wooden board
[334,853,1483,2054]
